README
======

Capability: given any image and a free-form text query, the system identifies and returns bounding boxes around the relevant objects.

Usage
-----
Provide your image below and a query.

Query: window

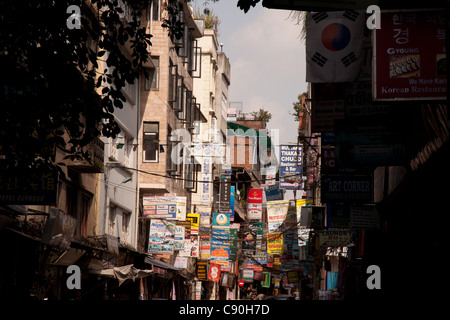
[146,0,160,21]
[166,126,178,175]
[145,56,159,90]
[152,0,160,21]
[168,63,178,103]
[109,204,116,235]
[143,122,159,162]
[122,210,131,243]
[185,156,198,191]
[174,75,184,113]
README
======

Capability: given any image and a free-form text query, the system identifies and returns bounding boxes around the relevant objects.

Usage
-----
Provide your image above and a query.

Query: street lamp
[114,176,132,192]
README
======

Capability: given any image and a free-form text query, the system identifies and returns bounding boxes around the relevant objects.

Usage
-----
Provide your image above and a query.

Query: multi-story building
[98,77,140,249]
[138,0,203,251]
[191,26,231,213]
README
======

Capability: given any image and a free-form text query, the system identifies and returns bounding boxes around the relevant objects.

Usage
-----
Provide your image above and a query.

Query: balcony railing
[68,137,105,173]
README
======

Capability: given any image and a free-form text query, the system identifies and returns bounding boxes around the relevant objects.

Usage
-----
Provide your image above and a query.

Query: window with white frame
[152,0,160,21]
[143,122,159,162]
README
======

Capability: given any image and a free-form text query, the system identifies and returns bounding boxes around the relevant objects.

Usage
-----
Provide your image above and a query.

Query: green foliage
[192,6,221,34]
[291,93,306,121]
[0,0,151,173]
[251,109,272,122]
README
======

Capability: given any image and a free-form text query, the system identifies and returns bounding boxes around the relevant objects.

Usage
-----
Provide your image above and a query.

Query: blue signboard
[230,186,235,221]
[264,183,284,201]
[279,145,303,190]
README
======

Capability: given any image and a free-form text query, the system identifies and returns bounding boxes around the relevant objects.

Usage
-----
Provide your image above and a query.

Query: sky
[193,0,308,145]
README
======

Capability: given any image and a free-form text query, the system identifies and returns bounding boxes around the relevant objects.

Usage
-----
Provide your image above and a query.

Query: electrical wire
[110,162,304,184]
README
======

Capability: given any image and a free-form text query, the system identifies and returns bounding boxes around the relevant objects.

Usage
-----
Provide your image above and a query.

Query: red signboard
[208,263,221,282]
[373,10,446,100]
[247,188,263,203]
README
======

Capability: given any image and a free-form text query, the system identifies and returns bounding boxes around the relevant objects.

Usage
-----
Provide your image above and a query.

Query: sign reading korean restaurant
[373,11,446,100]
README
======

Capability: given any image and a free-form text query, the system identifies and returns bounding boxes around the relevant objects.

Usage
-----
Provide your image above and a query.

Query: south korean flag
[306,10,365,83]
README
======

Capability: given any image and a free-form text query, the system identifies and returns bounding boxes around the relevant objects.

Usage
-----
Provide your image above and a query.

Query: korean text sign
[373,11,446,100]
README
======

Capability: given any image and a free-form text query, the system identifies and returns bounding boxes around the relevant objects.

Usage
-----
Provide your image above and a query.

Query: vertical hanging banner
[267,232,283,255]
[373,11,446,100]
[230,186,235,221]
[306,10,365,82]
[267,200,289,233]
[279,145,303,189]
[195,281,202,300]
[186,213,200,235]
[247,188,263,220]
[296,199,313,246]
[174,225,185,250]
[199,231,211,260]
[261,272,271,288]
[197,260,208,280]
[201,158,212,205]
[199,210,211,231]
[211,213,231,265]
[176,196,187,221]
[219,173,231,212]
[208,263,221,282]
[211,229,230,265]
[229,223,240,261]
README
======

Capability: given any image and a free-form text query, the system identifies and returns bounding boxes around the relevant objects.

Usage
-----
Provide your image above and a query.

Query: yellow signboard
[267,232,283,255]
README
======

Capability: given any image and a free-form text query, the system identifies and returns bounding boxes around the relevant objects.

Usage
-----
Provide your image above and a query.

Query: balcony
[68,137,105,173]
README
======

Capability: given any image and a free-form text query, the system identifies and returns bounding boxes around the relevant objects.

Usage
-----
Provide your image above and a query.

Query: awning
[144,257,180,271]
[91,264,153,286]
[227,122,272,148]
